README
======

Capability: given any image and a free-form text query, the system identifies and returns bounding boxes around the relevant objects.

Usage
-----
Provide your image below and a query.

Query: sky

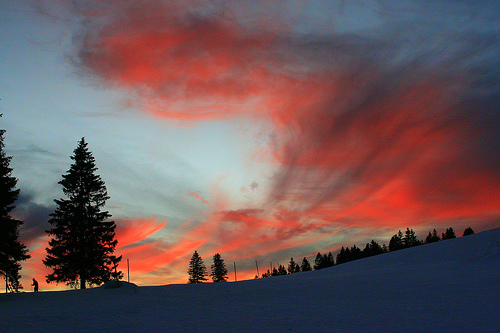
[1,0,499,290]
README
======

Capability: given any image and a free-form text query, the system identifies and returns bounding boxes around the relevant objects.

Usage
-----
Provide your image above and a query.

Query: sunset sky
[1,0,499,291]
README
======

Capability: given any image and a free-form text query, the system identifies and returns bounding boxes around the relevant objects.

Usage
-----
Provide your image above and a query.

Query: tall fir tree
[44,138,120,289]
[0,127,30,291]
[425,229,441,243]
[277,264,287,275]
[389,230,404,251]
[210,253,228,282]
[188,250,208,283]
[288,257,297,274]
[326,252,335,267]
[403,228,420,248]
[300,257,312,272]
[442,227,456,240]
[314,252,325,270]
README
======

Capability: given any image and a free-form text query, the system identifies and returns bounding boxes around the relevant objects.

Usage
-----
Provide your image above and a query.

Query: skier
[32,278,39,292]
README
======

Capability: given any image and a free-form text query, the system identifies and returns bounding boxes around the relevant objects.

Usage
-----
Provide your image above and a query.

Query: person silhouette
[32,278,39,292]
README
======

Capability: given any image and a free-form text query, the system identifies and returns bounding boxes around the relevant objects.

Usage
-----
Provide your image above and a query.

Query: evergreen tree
[0,127,30,291]
[463,227,475,236]
[425,229,441,243]
[403,228,420,248]
[110,255,123,287]
[210,253,228,282]
[261,269,272,278]
[382,244,388,253]
[336,246,347,264]
[350,245,363,260]
[442,227,456,240]
[363,240,384,257]
[277,264,287,275]
[389,230,404,251]
[44,138,120,289]
[294,263,301,273]
[314,252,325,270]
[188,250,208,283]
[288,257,297,274]
[300,257,312,272]
[326,252,335,267]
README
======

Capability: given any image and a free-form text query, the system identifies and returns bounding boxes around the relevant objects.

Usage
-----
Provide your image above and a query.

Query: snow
[1,228,499,332]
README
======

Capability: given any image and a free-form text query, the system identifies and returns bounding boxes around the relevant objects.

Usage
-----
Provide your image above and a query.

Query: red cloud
[38,0,500,286]
[115,218,167,248]
[76,1,287,121]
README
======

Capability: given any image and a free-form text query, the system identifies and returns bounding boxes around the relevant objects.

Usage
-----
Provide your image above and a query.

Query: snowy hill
[1,228,499,332]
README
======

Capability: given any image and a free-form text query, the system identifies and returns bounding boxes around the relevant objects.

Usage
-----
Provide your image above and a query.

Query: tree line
[0,124,479,290]
[267,226,474,277]
[186,225,474,283]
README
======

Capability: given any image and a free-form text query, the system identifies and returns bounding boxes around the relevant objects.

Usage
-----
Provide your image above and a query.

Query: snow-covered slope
[2,228,499,332]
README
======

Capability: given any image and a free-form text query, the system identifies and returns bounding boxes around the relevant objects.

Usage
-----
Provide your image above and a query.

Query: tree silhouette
[314,252,325,270]
[362,240,385,257]
[336,247,347,264]
[261,269,272,278]
[300,257,312,272]
[403,228,420,248]
[44,138,120,289]
[210,253,228,282]
[288,257,298,274]
[188,251,208,283]
[324,252,335,268]
[425,229,441,243]
[442,227,456,240]
[0,128,30,291]
[389,230,404,251]
[463,227,475,236]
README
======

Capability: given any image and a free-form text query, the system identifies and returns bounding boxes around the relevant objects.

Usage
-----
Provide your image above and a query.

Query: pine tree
[389,230,404,251]
[110,255,123,287]
[44,138,120,289]
[288,257,297,274]
[350,245,363,261]
[300,257,312,272]
[403,228,420,248]
[210,253,228,282]
[336,246,347,264]
[0,127,30,291]
[425,229,441,243]
[364,240,384,257]
[261,269,272,278]
[188,250,208,283]
[277,264,287,275]
[314,252,325,270]
[442,227,456,240]
[463,227,475,236]
[326,252,335,267]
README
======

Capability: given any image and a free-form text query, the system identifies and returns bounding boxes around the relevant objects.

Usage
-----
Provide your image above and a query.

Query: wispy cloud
[28,0,500,286]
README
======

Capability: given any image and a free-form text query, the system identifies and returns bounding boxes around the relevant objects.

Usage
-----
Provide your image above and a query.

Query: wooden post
[234,262,237,282]
[127,258,130,283]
